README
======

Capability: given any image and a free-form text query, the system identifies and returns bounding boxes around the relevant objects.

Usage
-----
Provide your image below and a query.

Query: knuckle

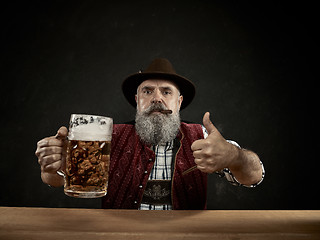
[55,146,63,153]
[43,162,61,173]
[36,140,42,147]
[190,141,198,151]
[206,158,214,165]
[41,147,63,158]
[41,156,49,166]
[204,144,215,155]
[204,139,212,147]
[46,146,60,155]
[39,138,49,146]
[202,149,212,158]
[52,154,62,161]
[42,154,61,165]
[194,158,202,164]
[38,149,47,158]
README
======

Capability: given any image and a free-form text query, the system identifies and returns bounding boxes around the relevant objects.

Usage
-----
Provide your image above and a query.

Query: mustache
[144,103,168,115]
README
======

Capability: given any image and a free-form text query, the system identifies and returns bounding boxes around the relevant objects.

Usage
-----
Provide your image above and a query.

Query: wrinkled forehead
[137,79,180,92]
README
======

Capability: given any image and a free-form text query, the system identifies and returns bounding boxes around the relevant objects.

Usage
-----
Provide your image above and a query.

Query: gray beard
[135,104,181,146]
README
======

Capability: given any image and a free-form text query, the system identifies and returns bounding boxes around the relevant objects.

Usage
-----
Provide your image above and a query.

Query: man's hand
[191,112,239,173]
[35,126,68,187]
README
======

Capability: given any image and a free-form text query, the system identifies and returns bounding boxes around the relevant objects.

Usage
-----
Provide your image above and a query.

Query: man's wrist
[227,143,242,172]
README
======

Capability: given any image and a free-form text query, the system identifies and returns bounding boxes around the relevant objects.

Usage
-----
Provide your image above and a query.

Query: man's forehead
[138,79,179,90]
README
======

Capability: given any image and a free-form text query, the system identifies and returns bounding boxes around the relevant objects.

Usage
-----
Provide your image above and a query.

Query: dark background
[1,1,317,209]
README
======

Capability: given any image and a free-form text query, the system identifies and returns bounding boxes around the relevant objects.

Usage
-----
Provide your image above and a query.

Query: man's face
[135,79,182,145]
[135,79,183,114]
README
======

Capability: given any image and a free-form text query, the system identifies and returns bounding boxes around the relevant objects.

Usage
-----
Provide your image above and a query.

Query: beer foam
[68,123,112,141]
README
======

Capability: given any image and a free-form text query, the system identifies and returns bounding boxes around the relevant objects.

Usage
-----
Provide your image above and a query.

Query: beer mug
[60,114,113,198]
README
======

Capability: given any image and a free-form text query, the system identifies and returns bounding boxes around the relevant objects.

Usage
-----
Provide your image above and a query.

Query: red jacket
[101,122,207,209]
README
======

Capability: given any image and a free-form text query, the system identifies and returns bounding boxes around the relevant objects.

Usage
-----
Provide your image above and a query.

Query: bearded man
[36,58,265,210]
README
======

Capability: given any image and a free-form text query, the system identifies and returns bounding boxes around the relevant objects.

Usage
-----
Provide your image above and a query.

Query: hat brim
[122,72,195,110]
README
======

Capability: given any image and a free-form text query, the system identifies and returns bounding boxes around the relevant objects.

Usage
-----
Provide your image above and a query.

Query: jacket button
[149,158,153,162]
[139,185,143,189]
[144,170,148,174]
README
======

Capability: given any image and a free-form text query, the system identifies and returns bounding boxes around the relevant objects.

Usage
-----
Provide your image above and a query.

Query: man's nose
[151,90,162,104]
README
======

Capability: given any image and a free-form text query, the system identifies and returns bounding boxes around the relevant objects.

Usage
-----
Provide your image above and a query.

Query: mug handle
[55,133,66,178]
[57,170,65,177]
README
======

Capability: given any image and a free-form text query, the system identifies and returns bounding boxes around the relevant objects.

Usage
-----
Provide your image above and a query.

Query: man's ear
[135,95,137,103]
[178,95,183,110]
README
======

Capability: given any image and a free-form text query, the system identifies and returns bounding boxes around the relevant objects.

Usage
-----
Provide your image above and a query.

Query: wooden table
[0,207,319,240]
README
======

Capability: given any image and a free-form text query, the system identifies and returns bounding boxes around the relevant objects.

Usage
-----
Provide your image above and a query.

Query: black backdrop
[1,1,317,209]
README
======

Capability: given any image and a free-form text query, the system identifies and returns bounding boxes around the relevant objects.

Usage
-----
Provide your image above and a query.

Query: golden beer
[65,140,111,198]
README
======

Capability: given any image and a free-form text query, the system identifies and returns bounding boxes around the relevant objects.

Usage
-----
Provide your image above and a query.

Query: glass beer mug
[59,114,113,198]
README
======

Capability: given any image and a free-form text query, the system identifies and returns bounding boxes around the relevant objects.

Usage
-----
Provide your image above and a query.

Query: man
[36,58,264,210]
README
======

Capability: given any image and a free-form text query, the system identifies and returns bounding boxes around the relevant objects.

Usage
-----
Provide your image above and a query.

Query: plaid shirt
[139,141,174,210]
[139,126,265,210]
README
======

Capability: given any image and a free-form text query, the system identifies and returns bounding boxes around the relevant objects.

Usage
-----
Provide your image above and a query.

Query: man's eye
[143,90,152,94]
[163,91,172,95]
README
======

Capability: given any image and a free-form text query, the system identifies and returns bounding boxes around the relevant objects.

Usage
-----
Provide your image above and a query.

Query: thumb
[203,112,217,135]
[55,126,68,140]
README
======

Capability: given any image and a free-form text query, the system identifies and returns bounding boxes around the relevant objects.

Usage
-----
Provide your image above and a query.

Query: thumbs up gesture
[191,112,239,173]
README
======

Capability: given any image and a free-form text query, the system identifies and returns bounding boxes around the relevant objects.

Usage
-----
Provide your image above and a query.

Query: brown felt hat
[122,58,195,110]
